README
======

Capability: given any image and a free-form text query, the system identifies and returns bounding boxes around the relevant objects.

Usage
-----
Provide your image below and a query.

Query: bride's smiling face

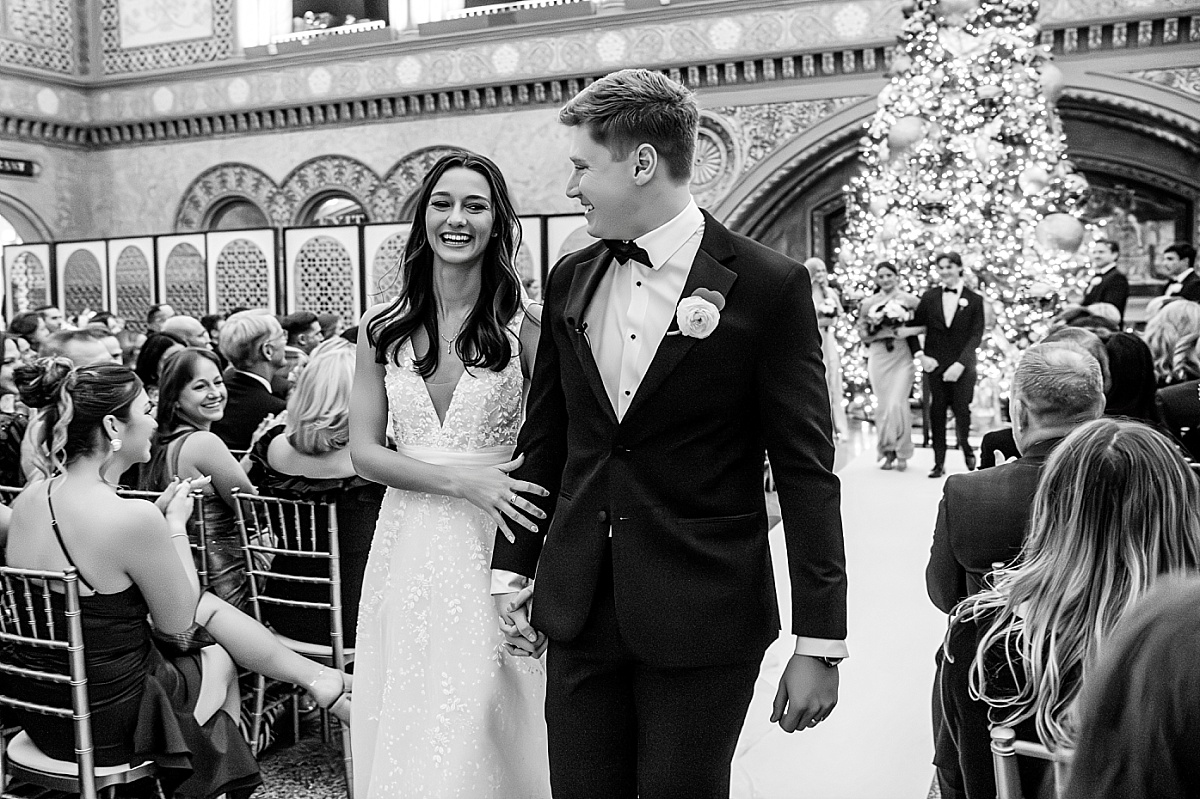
[875,267,898,293]
[425,167,495,270]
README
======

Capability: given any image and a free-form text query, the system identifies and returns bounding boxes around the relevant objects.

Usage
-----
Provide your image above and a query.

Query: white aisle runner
[731,444,958,799]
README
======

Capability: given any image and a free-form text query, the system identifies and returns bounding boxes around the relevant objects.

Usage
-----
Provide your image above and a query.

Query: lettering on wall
[0,159,37,178]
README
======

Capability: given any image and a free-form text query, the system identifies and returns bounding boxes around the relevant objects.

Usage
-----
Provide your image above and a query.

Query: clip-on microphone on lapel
[566,316,590,347]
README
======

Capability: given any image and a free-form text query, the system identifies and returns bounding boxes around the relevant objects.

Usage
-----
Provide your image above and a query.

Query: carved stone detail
[280,155,385,225]
[174,163,280,232]
[99,0,232,75]
[1130,67,1200,100]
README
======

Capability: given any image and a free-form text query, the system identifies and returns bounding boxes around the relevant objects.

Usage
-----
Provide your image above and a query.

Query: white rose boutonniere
[673,288,726,339]
[958,297,969,308]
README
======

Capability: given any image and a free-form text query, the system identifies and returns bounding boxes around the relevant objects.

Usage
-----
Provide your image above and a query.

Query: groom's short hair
[559,68,698,184]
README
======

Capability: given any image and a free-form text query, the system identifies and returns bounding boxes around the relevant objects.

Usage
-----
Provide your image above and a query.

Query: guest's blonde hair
[952,419,1200,750]
[1143,300,1200,384]
[284,338,354,455]
[220,309,281,370]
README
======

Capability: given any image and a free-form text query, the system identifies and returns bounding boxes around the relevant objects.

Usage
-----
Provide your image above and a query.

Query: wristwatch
[810,656,843,668]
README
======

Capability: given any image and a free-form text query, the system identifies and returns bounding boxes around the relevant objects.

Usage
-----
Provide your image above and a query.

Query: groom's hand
[771,655,839,733]
[495,587,548,658]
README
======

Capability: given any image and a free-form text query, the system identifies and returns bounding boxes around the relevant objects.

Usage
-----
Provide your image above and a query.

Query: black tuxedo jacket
[1081,268,1129,319]
[492,211,847,668]
[925,437,1061,613]
[913,287,986,376]
[1167,271,1200,302]
[211,371,286,451]
[1156,379,1200,460]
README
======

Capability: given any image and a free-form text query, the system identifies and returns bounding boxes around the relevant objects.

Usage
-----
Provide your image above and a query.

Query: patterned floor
[258,723,347,799]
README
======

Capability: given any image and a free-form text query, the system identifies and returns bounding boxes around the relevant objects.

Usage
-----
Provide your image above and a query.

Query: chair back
[230,489,347,669]
[991,725,1073,799]
[0,566,97,799]
[115,488,210,589]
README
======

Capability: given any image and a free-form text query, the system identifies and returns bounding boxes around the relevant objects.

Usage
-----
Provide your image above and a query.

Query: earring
[111,439,122,452]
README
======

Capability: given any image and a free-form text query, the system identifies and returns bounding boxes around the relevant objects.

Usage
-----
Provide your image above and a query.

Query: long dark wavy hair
[368,150,522,377]
[140,347,222,491]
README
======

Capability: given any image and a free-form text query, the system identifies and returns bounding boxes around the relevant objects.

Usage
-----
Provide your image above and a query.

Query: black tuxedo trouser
[928,372,975,466]
[544,542,761,799]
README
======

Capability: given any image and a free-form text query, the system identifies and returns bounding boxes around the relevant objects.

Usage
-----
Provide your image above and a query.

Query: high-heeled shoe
[308,666,352,724]
[881,452,896,470]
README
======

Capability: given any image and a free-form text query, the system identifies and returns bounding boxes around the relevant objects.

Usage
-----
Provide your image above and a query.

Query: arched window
[207,199,270,230]
[0,213,19,246]
[299,192,368,226]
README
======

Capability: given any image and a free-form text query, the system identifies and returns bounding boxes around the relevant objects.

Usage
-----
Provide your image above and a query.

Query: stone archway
[280,155,392,225]
[174,163,279,231]
[384,146,462,222]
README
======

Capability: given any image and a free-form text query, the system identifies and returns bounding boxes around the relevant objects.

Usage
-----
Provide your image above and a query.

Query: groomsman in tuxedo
[492,69,847,799]
[1162,242,1200,301]
[1081,238,1129,322]
[913,253,985,478]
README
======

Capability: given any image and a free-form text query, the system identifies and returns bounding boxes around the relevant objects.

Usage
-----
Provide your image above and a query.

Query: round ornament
[888,116,926,152]
[1035,213,1085,253]
[1039,62,1065,103]
[1017,165,1051,195]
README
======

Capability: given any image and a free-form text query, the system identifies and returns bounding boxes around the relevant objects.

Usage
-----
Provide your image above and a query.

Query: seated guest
[937,418,1200,799]
[162,315,213,349]
[0,332,29,487]
[247,338,382,647]
[201,313,228,369]
[1064,576,1200,799]
[1155,334,1200,459]
[141,348,261,643]
[5,358,350,796]
[318,312,341,342]
[88,310,121,334]
[272,311,322,398]
[926,342,1105,613]
[9,310,48,352]
[117,328,145,367]
[1144,299,1200,387]
[1105,332,1161,426]
[979,327,1109,468]
[211,310,286,451]
[146,303,175,333]
[134,331,186,401]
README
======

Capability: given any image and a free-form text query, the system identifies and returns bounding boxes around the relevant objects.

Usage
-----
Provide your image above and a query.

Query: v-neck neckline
[410,340,466,430]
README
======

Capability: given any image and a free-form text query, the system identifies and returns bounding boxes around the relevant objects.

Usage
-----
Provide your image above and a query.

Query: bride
[348,151,551,798]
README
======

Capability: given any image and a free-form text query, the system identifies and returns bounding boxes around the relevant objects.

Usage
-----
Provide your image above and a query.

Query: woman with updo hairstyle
[4,359,350,798]
[248,337,383,647]
[140,347,259,646]
[938,418,1200,798]
[857,260,922,470]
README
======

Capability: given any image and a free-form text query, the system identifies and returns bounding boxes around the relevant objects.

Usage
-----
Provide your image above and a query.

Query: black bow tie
[603,239,653,268]
[945,286,961,295]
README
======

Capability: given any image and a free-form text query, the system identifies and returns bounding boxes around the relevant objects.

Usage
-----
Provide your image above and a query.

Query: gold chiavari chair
[991,725,1073,799]
[231,489,352,796]
[0,566,160,799]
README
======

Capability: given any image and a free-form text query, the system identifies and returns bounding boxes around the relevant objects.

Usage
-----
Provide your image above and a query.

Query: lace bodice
[383,332,524,452]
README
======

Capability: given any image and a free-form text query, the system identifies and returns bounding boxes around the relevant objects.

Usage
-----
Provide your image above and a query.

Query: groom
[492,69,847,799]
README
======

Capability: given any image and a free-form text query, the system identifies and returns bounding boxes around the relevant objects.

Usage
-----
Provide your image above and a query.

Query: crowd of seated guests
[1,357,351,796]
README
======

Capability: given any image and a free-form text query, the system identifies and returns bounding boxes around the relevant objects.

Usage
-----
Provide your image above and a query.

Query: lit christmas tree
[836,0,1089,416]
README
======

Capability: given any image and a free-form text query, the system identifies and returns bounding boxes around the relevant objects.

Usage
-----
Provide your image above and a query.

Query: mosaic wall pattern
[62,250,105,316]
[0,0,77,74]
[9,252,48,312]
[114,246,153,333]
[214,239,270,312]
[100,0,231,75]
[163,242,209,317]
[294,235,356,320]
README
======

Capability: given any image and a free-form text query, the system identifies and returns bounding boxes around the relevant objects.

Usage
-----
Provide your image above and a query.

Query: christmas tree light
[836,0,1088,417]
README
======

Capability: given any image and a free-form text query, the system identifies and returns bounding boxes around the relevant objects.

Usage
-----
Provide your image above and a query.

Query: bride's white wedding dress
[352,331,550,799]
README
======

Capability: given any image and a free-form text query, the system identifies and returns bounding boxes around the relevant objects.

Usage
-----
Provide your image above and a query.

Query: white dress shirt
[492,199,847,661]
[941,283,963,327]
[1166,268,1194,296]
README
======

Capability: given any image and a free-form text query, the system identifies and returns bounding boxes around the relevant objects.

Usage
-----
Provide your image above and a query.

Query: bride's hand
[454,454,549,543]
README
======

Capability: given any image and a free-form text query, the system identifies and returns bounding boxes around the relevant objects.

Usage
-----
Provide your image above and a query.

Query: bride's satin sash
[397,444,514,469]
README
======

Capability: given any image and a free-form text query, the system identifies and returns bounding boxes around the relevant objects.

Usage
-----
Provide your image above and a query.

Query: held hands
[771,655,839,733]
[457,453,549,544]
[919,355,939,374]
[943,362,965,382]
[155,476,211,529]
[494,584,548,658]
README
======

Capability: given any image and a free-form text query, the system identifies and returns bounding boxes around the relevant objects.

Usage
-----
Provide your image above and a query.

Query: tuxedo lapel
[563,248,618,423]
[623,220,737,422]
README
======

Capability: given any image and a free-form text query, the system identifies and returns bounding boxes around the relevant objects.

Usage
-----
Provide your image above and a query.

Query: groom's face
[566,124,638,240]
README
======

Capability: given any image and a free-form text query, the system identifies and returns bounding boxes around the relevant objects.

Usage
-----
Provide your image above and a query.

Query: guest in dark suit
[1081,238,1129,322]
[1156,373,1200,460]
[491,69,846,799]
[913,252,986,478]
[927,342,1105,612]
[1162,242,1200,302]
[211,309,286,451]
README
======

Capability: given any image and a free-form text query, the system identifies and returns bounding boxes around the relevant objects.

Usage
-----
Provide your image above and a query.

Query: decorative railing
[271,19,388,45]
[449,0,591,18]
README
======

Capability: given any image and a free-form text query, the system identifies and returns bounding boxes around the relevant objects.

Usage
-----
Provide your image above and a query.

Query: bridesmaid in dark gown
[4,359,353,798]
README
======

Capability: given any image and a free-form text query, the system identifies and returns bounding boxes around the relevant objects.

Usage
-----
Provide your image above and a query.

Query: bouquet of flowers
[866,298,912,336]
[817,296,839,318]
